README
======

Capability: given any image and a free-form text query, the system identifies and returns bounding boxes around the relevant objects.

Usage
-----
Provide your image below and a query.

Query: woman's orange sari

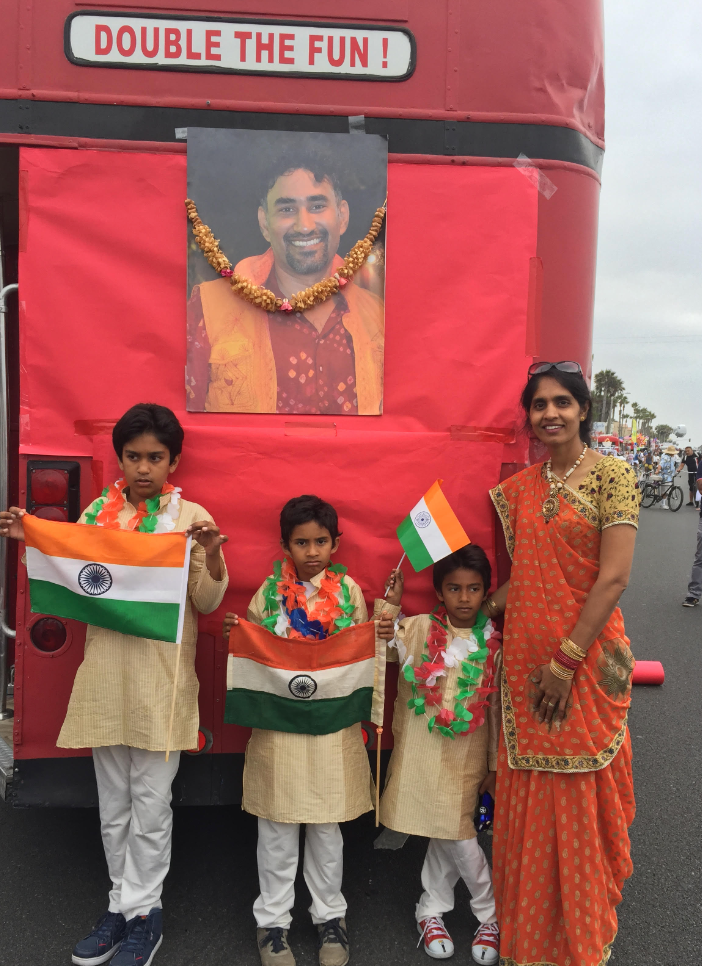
[490,462,636,966]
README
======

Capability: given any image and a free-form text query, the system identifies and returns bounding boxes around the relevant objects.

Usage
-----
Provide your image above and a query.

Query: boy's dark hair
[280,495,341,546]
[112,404,184,462]
[432,545,492,595]
[520,369,593,445]
[259,147,344,209]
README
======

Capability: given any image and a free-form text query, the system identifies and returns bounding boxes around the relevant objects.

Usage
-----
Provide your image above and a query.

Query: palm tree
[593,370,625,432]
[639,408,656,435]
[631,403,656,436]
[615,394,629,436]
[655,423,674,442]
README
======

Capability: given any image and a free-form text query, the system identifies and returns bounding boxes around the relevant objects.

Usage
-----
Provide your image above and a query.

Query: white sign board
[65,13,415,80]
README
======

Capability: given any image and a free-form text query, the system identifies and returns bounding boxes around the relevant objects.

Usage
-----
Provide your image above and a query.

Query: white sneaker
[472,922,499,964]
[417,917,454,959]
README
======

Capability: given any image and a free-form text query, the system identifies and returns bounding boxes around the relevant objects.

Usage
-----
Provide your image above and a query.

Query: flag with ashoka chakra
[396,479,470,571]
[225,618,385,735]
[23,515,191,643]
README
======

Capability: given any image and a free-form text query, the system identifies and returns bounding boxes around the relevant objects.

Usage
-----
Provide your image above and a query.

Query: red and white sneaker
[471,922,499,964]
[417,917,454,959]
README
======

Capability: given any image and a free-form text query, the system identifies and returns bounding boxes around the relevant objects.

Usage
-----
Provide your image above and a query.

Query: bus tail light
[184,726,213,756]
[27,461,81,522]
[30,618,67,653]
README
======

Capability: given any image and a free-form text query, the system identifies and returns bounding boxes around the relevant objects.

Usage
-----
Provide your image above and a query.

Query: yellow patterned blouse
[545,454,640,531]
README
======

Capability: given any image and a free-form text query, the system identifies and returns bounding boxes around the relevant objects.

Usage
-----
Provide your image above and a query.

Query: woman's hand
[530,664,572,724]
[223,612,239,641]
[377,611,396,642]
[0,507,26,542]
[186,520,228,556]
[383,568,404,606]
[478,770,496,798]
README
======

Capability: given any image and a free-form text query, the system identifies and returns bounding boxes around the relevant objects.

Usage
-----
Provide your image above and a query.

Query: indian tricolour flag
[23,515,192,643]
[225,619,385,736]
[397,479,470,571]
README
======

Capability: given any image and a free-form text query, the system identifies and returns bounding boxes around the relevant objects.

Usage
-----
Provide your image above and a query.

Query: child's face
[436,567,487,628]
[283,521,340,580]
[118,433,180,503]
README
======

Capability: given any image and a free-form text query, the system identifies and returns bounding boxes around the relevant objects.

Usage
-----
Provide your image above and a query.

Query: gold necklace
[542,444,588,522]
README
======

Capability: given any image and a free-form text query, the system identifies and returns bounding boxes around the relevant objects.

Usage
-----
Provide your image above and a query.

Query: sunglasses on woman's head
[528,361,583,377]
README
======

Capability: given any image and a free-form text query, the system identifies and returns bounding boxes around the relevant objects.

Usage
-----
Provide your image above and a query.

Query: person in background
[682,459,702,606]
[659,444,680,510]
[678,446,698,506]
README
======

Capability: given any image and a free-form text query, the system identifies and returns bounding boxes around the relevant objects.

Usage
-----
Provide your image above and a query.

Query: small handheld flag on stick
[397,480,470,571]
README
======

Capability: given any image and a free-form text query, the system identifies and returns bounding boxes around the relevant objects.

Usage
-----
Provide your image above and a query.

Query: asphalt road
[1,502,700,966]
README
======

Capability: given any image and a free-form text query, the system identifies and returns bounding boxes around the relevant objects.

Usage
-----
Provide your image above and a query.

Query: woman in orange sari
[485,362,639,966]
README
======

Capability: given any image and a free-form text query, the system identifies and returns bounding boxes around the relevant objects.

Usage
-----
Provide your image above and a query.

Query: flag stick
[375,726,383,827]
[384,552,407,596]
[165,639,183,763]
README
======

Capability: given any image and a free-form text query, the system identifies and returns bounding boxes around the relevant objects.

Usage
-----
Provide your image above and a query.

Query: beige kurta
[376,604,502,840]
[56,493,228,752]
[242,568,374,824]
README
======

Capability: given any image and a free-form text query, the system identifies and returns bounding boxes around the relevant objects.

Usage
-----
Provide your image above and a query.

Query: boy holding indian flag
[0,403,228,966]
[375,483,502,964]
[223,494,392,966]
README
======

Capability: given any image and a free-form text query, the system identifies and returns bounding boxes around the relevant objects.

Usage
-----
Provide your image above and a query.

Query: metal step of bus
[0,736,13,800]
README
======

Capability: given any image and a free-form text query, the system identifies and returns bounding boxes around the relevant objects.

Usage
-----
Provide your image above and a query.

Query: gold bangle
[561,637,587,661]
[549,658,575,680]
[485,597,499,617]
[559,642,584,664]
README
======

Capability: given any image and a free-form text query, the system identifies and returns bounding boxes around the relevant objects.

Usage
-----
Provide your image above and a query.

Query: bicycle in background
[640,477,684,511]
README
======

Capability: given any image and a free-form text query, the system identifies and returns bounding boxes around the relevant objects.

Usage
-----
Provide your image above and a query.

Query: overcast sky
[592,2,702,443]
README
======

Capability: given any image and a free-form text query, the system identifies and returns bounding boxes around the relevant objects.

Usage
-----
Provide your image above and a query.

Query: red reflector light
[30,468,68,505]
[34,506,69,522]
[184,725,213,756]
[30,618,67,653]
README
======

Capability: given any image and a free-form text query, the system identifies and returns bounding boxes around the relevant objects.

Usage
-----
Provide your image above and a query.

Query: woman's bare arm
[482,578,510,617]
[534,522,637,722]
[567,523,637,652]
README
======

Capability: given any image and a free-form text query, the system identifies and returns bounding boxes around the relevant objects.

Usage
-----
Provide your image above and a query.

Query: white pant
[253,819,346,929]
[416,838,497,924]
[93,745,181,922]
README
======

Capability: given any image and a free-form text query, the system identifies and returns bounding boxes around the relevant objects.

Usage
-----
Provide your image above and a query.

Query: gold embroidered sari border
[499,936,614,966]
[501,670,628,773]
[490,484,515,559]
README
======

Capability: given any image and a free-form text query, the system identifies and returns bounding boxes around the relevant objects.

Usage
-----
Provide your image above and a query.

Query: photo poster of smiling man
[185,128,387,415]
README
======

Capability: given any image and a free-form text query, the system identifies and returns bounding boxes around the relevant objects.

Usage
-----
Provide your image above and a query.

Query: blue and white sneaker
[72,911,126,965]
[111,908,163,966]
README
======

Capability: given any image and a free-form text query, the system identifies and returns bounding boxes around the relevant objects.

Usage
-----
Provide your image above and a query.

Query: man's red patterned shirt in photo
[186,270,358,415]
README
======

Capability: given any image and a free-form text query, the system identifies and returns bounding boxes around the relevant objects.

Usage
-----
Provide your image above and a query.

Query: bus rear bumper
[1,749,245,808]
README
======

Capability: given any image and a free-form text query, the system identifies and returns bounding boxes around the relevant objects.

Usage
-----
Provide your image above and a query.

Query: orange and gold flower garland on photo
[185,197,386,314]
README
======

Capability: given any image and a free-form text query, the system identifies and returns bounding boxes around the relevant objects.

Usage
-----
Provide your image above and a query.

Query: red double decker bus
[0,0,603,806]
